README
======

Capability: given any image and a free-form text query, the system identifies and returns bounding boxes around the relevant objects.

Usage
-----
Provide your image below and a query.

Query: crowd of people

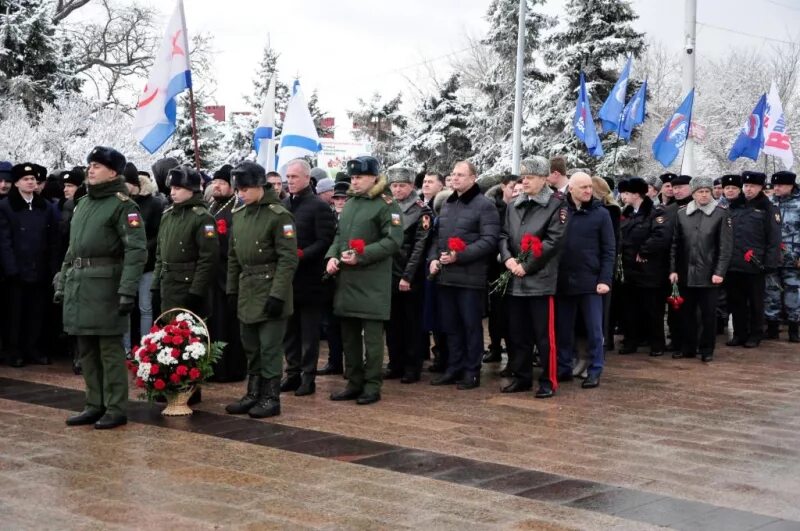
[0,148,797,429]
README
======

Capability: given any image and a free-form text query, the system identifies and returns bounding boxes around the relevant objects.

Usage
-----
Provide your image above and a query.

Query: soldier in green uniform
[55,146,146,429]
[325,156,403,405]
[224,162,298,418]
[151,165,218,318]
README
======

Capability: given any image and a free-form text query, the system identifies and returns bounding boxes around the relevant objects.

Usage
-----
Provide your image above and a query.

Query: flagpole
[188,86,201,170]
[681,0,697,176]
[511,0,526,175]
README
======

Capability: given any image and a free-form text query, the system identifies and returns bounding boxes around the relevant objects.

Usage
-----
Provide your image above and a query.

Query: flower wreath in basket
[127,309,224,402]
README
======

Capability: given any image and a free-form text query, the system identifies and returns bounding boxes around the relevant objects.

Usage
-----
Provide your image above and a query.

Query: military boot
[249,378,280,419]
[789,322,800,343]
[294,374,316,396]
[765,321,780,340]
[225,375,261,415]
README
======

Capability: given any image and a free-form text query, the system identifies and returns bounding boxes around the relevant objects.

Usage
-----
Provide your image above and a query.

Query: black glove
[185,293,204,315]
[151,289,161,317]
[118,295,135,316]
[264,296,284,318]
[227,294,238,315]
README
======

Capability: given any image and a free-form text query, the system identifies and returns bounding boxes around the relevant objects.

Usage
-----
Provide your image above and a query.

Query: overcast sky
[80,0,799,137]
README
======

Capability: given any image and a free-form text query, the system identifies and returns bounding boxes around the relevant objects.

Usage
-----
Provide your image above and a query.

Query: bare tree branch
[52,0,91,24]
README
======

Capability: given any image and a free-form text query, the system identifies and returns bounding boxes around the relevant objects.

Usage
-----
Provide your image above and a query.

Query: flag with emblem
[728,93,766,162]
[573,72,604,158]
[652,89,694,168]
[203,224,215,238]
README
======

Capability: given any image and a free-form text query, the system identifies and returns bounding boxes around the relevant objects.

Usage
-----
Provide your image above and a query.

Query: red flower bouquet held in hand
[491,233,542,295]
[216,219,228,235]
[323,239,367,281]
[666,283,685,311]
[127,309,224,416]
[428,237,467,279]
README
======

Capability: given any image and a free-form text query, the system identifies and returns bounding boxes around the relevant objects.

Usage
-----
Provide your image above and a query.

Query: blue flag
[573,72,604,158]
[599,57,632,134]
[728,94,767,162]
[652,89,694,168]
[619,80,647,141]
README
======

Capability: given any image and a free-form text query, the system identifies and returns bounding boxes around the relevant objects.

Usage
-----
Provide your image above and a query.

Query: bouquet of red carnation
[216,219,228,235]
[490,233,542,295]
[666,283,685,310]
[127,310,223,409]
[297,248,304,259]
[348,238,366,255]
[428,237,467,279]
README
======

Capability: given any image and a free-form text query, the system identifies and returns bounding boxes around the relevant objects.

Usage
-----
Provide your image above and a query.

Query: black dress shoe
[66,408,105,426]
[318,363,343,376]
[726,337,745,347]
[400,373,420,384]
[330,388,362,401]
[617,345,637,355]
[534,386,554,399]
[649,350,664,357]
[295,377,316,396]
[94,413,127,430]
[456,376,480,390]
[280,375,301,392]
[501,379,532,393]
[701,353,714,362]
[383,368,403,379]
[672,352,696,359]
[356,392,381,405]
[744,337,760,348]
[482,349,502,363]
[582,375,600,389]
[431,373,459,386]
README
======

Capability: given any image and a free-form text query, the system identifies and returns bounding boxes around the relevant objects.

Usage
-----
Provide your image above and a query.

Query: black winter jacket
[283,186,337,303]
[727,192,782,274]
[429,183,500,290]
[135,193,165,273]
[670,200,733,287]
[0,188,61,283]
[209,194,239,291]
[557,196,615,295]
[620,196,671,288]
[392,191,433,288]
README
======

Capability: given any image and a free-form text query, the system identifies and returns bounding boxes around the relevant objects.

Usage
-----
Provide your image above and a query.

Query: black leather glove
[118,295,135,316]
[264,296,284,318]
[151,289,161,317]
[185,293,204,315]
[227,294,238,315]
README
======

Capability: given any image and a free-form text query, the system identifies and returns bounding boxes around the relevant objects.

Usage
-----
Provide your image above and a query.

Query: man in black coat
[429,161,500,389]
[385,166,432,383]
[556,173,615,389]
[669,176,732,362]
[281,159,336,396]
[662,174,694,352]
[725,171,782,348]
[208,164,246,382]
[0,163,61,366]
[618,177,671,356]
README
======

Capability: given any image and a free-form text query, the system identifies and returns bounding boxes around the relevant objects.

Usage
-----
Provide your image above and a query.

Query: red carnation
[744,249,755,263]
[348,239,366,255]
[135,378,145,389]
[171,348,180,358]
[147,342,157,353]
[172,335,184,346]
[297,248,304,258]
[153,379,166,390]
[781,243,787,251]
[189,337,200,344]
[176,365,189,376]
[150,364,159,375]
[169,373,181,384]
[448,237,467,253]
[531,238,543,259]
[140,355,150,364]
[188,368,201,380]
[216,218,228,235]
[126,360,136,373]
[150,325,160,333]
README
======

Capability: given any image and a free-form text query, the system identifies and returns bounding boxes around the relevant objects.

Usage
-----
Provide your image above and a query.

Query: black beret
[671,174,692,186]
[741,171,767,187]
[10,163,39,183]
[87,146,126,175]
[771,171,796,186]
[627,177,648,196]
[659,173,678,184]
[347,156,380,177]
[231,161,266,189]
[212,164,233,184]
[60,168,85,187]
[123,162,140,187]
[166,165,202,192]
[721,174,742,188]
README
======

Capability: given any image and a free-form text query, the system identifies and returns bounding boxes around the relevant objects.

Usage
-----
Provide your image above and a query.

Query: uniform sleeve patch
[391,213,401,226]
[559,208,567,224]
[655,216,665,224]
[421,214,431,230]
[283,224,295,238]
[203,224,216,238]
[727,217,732,228]
[127,212,141,227]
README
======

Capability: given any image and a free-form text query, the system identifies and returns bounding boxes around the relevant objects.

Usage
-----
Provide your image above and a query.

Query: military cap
[347,156,380,177]
[60,167,85,187]
[87,146,126,175]
[10,163,39,183]
[386,166,416,185]
[771,171,797,186]
[519,156,550,177]
[166,165,202,192]
[671,174,692,186]
[721,174,742,188]
[659,173,678,184]
[626,176,648,196]
[741,171,767,187]
[713,177,722,187]
[231,161,267,189]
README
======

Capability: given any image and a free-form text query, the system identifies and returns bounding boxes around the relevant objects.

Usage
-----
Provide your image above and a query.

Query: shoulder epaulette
[232,204,246,214]
[163,205,174,214]
[382,194,393,205]
[678,205,687,210]
[115,192,129,202]
[269,203,288,215]
[192,205,206,216]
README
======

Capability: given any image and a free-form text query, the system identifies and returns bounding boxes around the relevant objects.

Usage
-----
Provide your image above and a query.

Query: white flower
[175,312,194,323]
[156,348,178,366]
[185,342,206,360]
[137,363,151,380]
[191,325,207,337]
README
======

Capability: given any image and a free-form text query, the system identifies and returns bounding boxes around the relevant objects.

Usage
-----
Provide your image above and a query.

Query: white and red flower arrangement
[127,312,223,402]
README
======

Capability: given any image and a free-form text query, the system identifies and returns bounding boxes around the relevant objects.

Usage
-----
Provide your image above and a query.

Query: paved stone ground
[1,330,800,529]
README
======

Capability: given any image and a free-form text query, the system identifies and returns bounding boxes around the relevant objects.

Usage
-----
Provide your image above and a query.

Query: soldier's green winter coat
[59,178,146,335]
[325,176,403,321]
[227,186,298,324]
[152,193,218,311]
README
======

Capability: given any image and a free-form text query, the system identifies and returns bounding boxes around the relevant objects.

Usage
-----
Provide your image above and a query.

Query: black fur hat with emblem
[721,174,742,188]
[347,156,380,177]
[59,167,85,187]
[741,171,767,187]
[659,173,678,184]
[213,164,233,184]
[771,171,797,186]
[626,176,649,197]
[231,161,266,188]
[671,174,692,186]
[10,163,39,183]
[166,165,202,192]
[87,146,126,175]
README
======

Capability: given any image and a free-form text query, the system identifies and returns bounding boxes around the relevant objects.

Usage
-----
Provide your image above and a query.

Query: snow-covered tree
[525,0,645,175]
[348,92,408,166]
[0,0,82,111]
[400,74,473,174]
[308,89,333,138]
[466,0,553,173]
